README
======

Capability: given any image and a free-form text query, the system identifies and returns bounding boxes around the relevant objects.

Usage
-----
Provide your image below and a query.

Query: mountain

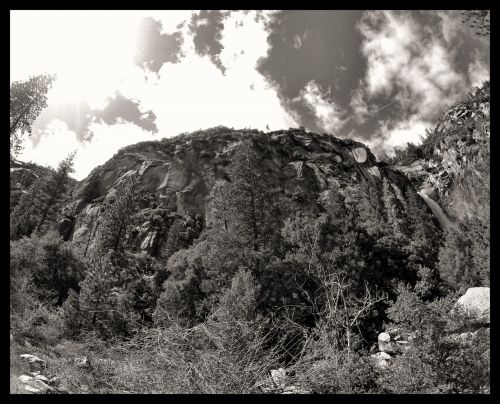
[62,126,431,256]
[390,81,490,226]
[9,85,490,395]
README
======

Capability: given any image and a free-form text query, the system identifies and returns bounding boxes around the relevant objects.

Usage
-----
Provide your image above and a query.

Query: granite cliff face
[391,82,490,224]
[63,127,419,255]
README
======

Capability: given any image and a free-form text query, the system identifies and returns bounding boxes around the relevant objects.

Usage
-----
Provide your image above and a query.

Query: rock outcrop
[391,82,489,225]
[64,127,421,257]
[454,287,490,324]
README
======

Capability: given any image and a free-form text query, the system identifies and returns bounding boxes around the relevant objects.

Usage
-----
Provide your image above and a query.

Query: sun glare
[11,11,144,107]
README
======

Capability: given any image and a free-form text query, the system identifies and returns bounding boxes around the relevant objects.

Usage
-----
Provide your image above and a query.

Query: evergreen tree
[63,288,82,337]
[10,177,44,239]
[79,251,126,335]
[404,187,440,271]
[89,173,138,260]
[153,248,204,327]
[438,217,489,290]
[79,173,139,336]
[153,218,187,290]
[225,140,278,252]
[163,218,187,259]
[35,152,76,233]
[355,180,384,237]
[438,225,476,290]
[381,178,406,240]
[10,74,57,157]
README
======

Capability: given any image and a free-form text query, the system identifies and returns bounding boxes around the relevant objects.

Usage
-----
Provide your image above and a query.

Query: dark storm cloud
[189,10,230,74]
[135,17,184,74]
[256,10,366,134]
[33,92,158,143]
[257,10,490,149]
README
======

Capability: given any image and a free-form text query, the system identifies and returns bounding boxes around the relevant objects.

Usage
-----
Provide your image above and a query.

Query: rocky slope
[391,81,490,225]
[62,126,422,256]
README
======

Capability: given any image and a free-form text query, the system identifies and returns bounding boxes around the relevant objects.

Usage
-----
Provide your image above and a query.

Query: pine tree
[35,152,76,233]
[438,226,475,290]
[404,187,440,271]
[355,180,384,237]
[163,218,187,259]
[63,288,82,336]
[80,173,139,336]
[89,173,138,260]
[228,141,263,251]
[79,251,123,335]
[10,177,44,239]
[381,178,406,240]
[10,74,57,157]
[217,140,279,252]
[153,217,187,290]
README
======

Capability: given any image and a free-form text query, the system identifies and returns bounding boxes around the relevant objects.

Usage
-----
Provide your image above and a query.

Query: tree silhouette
[10,74,56,157]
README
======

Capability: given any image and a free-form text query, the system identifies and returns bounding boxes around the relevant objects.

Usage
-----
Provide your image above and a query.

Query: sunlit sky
[11,10,489,180]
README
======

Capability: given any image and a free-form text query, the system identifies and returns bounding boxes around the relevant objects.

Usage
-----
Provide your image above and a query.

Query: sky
[11,10,489,180]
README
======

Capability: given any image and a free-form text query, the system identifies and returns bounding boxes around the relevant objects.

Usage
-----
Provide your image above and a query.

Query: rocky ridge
[391,82,489,224]
[61,126,421,257]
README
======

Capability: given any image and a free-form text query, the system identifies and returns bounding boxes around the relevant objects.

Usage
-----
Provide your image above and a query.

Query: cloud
[32,91,157,145]
[134,17,184,73]
[349,87,371,124]
[293,29,310,49]
[294,81,347,133]
[189,10,229,74]
[149,10,297,137]
[350,10,484,153]
[19,121,154,180]
[357,11,475,118]
[93,92,158,133]
[468,56,490,88]
[32,100,94,143]
[256,10,366,134]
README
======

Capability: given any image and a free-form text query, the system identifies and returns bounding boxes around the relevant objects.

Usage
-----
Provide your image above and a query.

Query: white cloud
[293,29,311,49]
[359,118,432,159]
[468,56,490,88]
[12,10,296,180]
[350,10,482,156]
[19,120,156,180]
[358,11,466,120]
[349,87,370,124]
[296,80,347,133]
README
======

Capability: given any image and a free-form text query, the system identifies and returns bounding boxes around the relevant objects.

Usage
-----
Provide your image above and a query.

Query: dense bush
[379,283,489,393]
[10,231,85,304]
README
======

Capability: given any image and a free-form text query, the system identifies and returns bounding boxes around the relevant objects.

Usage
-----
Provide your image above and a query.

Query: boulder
[19,375,34,383]
[74,356,92,369]
[282,385,310,394]
[378,332,396,354]
[351,147,367,163]
[57,216,75,241]
[19,354,45,372]
[270,368,287,388]
[370,352,391,369]
[18,374,54,393]
[24,385,41,393]
[454,287,490,324]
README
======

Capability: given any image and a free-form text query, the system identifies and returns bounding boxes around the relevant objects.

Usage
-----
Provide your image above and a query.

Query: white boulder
[454,287,490,324]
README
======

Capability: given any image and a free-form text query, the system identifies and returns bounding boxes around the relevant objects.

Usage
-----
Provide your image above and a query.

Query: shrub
[10,231,85,304]
[379,284,489,393]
